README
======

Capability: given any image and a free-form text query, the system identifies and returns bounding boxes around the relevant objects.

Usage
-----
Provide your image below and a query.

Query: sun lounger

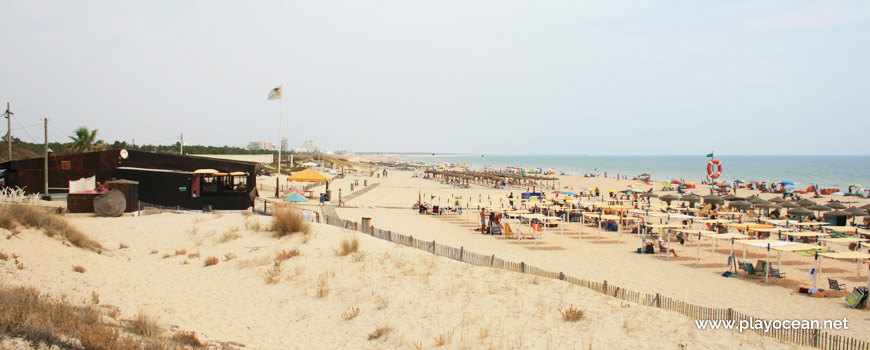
[743,263,763,276]
[518,226,543,247]
[843,287,868,309]
[844,288,866,308]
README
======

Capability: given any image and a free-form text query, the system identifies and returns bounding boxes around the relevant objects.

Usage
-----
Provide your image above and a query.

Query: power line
[12,115,38,143]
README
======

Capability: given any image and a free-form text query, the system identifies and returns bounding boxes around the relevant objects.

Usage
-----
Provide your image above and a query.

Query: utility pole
[179,132,183,154]
[44,118,50,200]
[4,102,12,161]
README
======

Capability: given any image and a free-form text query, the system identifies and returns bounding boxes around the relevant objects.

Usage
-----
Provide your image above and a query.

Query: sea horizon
[397,154,870,191]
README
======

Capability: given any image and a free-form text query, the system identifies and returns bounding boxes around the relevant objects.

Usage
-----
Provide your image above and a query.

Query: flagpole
[276,84,283,198]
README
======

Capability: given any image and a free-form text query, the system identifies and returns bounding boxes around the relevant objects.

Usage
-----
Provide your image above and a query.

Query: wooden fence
[320,214,869,350]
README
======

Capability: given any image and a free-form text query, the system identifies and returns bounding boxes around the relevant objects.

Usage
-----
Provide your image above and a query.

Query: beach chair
[755,260,767,276]
[843,288,867,309]
[742,263,757,276]
[768,268,786,283]
[828,278,846,295]
[518,226,543,247]
[503,223,515,239]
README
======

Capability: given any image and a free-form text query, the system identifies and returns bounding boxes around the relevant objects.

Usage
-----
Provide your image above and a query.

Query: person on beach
[479,208,487,232]
[508,192,514,207]
[319,193,325,206]
[338,189,345,207]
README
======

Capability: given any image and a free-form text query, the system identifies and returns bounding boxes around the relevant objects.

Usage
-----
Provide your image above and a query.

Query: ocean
[399,155,870,191]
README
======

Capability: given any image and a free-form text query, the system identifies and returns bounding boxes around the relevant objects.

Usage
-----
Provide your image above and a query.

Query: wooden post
[460,246,464,261]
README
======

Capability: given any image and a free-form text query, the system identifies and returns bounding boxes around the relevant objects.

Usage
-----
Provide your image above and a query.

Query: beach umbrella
[284,193,309,202]
[729,201,753,210]
[745,195,761,201]
[825,202,847,210]
[780,180,794,185]
[779,201,799,208]
[860,204,870,211]
[824,210,852,218]
[796,198,817,207]
[768,197,786,203]
[753,201,781,209]
[748,197,767,204]
[788,207,812,216]
[670,180,682,184]
[552,191,563,195]
[845,207,868,216]
[785,186,796,191]
[724,195,745,201]
[680,194,702,203]
[660,194,680,202]
[807,205,832,215]
[639,193,658,198]
[703,195,724,204]
[563,191,577,196]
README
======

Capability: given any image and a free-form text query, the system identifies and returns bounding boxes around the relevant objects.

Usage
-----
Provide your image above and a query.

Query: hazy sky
[2,1,869,155]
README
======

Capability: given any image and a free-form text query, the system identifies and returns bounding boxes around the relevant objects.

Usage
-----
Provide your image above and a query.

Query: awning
[286,168,329,183]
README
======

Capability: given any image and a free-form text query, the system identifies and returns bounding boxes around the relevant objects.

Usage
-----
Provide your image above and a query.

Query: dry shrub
[264,262,283,284]
[15,259,25,270]
[275,248,301,261]
[0,250,8,261]
[351,250,368,262]
[316,273,329,298]
[245,218,261,231]
[0,204,101,251]
[150,250,158,255]
[270,204,311,237]
[368,326,393,340]
[342,307,362,320]
[204,256,219,267]
[188,252,200,259]
[0,285,169,350]
[558,305,585,322]
[162,253,171,259]
[73,265,87,273]
[174,249,187,256]
[131,311,160,338]
[334,235,360,257]
[433,330,454,346]
[91,292,100,305]
[223,253,237,261]
[172,330,204,348]
[373,294,389,310]
[119,243,129,249]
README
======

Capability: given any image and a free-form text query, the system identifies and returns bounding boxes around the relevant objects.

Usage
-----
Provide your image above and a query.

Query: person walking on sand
[338,189,345,207]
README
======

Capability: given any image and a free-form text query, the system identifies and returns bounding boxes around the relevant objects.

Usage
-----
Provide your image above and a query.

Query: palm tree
[68,126,105,152]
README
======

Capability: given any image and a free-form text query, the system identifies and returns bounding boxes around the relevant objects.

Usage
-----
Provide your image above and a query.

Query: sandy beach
[3,163,869,349]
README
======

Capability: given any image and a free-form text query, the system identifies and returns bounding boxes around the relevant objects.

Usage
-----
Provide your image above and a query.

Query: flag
[268,85,282,100]
[706,152,714,158]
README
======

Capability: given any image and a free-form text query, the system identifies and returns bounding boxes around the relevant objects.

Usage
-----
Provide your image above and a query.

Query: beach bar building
[0,150,258,210]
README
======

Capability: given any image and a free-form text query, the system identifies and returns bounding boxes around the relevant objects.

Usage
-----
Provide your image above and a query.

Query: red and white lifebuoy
[707,158,723,179]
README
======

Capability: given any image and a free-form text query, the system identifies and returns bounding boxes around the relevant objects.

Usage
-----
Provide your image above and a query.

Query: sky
[1,0,869,155]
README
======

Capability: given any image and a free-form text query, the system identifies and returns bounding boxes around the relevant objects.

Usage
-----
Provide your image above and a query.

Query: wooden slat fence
[318,214,869,350]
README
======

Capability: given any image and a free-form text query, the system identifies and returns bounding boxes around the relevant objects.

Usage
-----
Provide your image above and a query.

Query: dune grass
[334,236,360,257]
[0,204,101,252]
[270,204,311,237]
[0,284,201,350]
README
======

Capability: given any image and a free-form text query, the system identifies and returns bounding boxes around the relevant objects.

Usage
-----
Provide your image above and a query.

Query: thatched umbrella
[796,198,817,207]
[660,194,680,207]
[746,195,761,202]
[729,200,753,210]
[824,210,853,218]
[639,193,658,198]
[681,194,702,203]
[753,201,780,209]
[826,202,847,210]
[788,207,813,216]
[779,201,799,208]
[860,203,870,211]
[768,197,786,203]
[703,194,724,205]
[807,204,833,217]
[724,195,746,201]
[845,207,868,216]
[749,197,767,204]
